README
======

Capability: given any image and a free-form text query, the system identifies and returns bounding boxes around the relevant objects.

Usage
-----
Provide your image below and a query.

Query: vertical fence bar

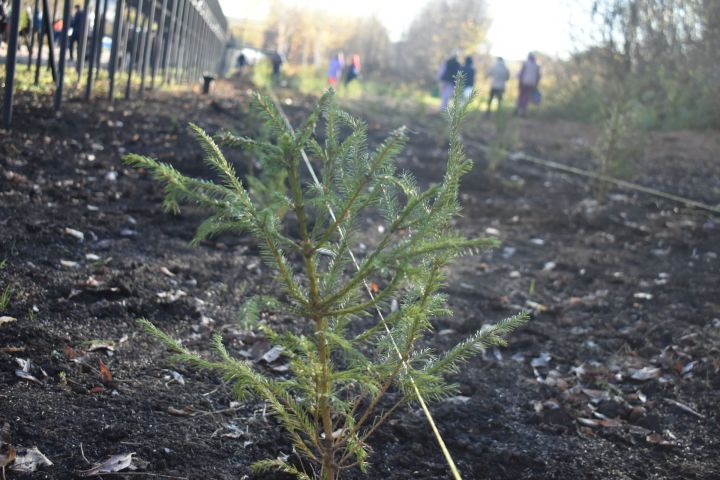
[37,0,58,83]
[119,3,131,73]
[54,0,71,112]
[27,0,40,69]
[2,0,22,127]
[161,0,179,85]
[172,0,186,84]
[34,1,45,84]
[136,9,149,75]
[76,0,91,76]
[173,0,189,84]
[84,0,102,98]
[125,0,144,99]
[183,6,195,84]
[195,20,205,81]
[150,0,167,89]
[139,0,156,97]
[107,0,125,100]
[94,0,108,81]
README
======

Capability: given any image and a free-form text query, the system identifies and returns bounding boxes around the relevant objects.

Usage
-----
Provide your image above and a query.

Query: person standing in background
[327,52,344,87]
[515,52,541,116]
[270,51,283,80]
[486,56,510,115]
[344,54,361,86]
[438,52,461,111]
[68,4,84,61]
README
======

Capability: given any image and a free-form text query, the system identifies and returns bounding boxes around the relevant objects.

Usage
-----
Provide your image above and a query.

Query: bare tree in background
[559,0,720,128]
[395,0,490,86]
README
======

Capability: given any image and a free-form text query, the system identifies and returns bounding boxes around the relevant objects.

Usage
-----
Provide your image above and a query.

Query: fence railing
[2,0,228,127]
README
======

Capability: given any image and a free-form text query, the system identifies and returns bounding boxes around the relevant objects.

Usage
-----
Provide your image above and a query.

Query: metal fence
[2,0,228,127]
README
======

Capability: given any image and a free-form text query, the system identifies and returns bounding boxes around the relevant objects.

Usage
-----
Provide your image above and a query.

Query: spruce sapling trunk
[125,81,528,479]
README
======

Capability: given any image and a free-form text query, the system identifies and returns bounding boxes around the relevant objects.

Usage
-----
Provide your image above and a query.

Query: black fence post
[162,0,180,85]
[108,0,125,101]
[85,0,102,98]
[76,0,92,76]
[2,0,22,127]
[124,0,143,99]
[173,0,189,84]
[139,0,156,97]
[94,0,108,82]
[54,0,71,112]
[27,0,40,69]
[150,0,167,90]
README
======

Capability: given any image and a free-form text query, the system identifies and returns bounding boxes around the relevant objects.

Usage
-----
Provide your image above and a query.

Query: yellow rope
[267,89,464,480]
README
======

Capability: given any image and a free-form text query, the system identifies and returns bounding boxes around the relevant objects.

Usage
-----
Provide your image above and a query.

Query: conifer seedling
[124,82,528,480]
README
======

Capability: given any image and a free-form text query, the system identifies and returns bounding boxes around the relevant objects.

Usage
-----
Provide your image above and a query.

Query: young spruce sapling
[124,82,528,480]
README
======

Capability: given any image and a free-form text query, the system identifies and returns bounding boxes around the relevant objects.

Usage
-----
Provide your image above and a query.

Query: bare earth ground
[1,78,719,479]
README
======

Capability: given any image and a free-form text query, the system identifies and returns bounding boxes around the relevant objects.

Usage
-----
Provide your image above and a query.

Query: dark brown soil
[1,78,718,480]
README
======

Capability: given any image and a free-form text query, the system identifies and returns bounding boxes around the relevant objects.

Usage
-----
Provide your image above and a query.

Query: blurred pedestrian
[270,51,283,79]
[327,52,344,87]
[515,52,541,116]
[461,55,475,101]
[52,17,62,43]
[68,4,84,61]
[344,54,361,86]
[235,52,246,77]
[485,56,510,114]
[438,52,461,110]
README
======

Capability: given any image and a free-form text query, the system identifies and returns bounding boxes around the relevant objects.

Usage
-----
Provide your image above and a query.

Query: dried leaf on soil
[167,406,193,417]
[98,360,113,384]
[15,370,42,385]
[79,452,135,476]
[629,366,661,381]
[0,445,16,468]
[10,446,53,472]
[0,316,17,326]
[259,346,284,363]
[64,227,85,241]
[664,398,705,418]
[64,345,76,360]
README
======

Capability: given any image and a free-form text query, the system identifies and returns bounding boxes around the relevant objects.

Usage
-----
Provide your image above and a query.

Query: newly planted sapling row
[124,83,527,480]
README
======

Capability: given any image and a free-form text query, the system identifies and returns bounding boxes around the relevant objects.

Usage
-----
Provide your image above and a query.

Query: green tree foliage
[395,0,489,86]
[551,0,720,129]
[124,83,527,479]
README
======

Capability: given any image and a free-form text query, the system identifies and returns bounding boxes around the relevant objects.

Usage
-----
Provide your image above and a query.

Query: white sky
[219,0,595,60]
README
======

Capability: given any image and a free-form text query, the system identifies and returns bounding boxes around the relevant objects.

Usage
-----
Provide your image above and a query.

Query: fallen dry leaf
[88,342,115,353]
[664,398,705,419]
[10,446,53,472]
[630,366,661,381]
[64,227,85,241]
[0,444,16,468]
[64,345,76,360]
[0,316,18,326]
[260,346,284,363]
[98,360,113,384]
[167,406,192,417]
[646,432,674,446]
[160,266,175,277]
[15,370,42,385]
[79,452,135,476]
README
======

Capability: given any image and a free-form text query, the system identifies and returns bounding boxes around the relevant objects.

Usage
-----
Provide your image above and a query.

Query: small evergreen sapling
[124,84,527,480]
